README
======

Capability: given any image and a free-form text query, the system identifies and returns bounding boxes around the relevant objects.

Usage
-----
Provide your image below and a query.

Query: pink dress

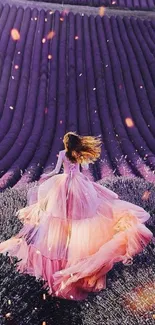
[0,150,153,300]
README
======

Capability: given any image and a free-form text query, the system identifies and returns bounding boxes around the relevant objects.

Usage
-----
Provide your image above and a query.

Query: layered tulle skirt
[0,172,153,300]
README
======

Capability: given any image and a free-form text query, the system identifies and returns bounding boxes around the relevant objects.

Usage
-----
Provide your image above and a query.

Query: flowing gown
[0,150,153,300]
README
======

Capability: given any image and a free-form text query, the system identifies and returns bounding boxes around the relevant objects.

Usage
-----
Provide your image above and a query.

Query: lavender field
[0,1,155,324]
[30,0,155,10]
[0,177,155,324]
[0,3,155,189]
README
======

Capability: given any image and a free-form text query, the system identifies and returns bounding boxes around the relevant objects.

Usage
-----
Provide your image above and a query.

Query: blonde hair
[63,132,102,164]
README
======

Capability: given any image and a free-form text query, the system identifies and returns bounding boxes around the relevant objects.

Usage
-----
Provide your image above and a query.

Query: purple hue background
[0,3,155,189]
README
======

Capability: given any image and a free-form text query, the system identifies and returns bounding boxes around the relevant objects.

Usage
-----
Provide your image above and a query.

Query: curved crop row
[0,4,155,189]
[29,0,155,10]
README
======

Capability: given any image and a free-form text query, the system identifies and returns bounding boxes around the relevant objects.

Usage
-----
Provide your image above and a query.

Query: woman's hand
[40,173,51,180]
[41,171,55,180]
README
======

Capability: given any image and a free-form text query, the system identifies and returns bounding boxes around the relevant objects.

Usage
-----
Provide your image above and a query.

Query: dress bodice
[63,153,80,175]
[53,150,88,176]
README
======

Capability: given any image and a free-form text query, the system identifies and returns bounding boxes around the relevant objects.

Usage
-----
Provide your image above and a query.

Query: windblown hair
[63,132,102,164]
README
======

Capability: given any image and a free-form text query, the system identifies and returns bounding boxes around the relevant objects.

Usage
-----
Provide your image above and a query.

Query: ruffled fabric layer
[53,221,152,299]
[0,172,153,300]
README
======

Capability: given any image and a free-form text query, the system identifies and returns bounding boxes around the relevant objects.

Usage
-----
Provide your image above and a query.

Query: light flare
[5,313,11,318]
[47,31,55,40]
[125,118,134,128]
[11,29,20,41]
[124,283,155,313]
[142,191,151,201]
[99,7,105,17]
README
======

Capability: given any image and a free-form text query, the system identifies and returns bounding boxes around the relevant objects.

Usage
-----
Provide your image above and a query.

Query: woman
[0,132,153,300]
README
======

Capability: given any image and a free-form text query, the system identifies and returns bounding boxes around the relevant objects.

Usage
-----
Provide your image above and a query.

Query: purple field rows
[0,4,154,324]
[0,3,155,189]
[30,0,155,10]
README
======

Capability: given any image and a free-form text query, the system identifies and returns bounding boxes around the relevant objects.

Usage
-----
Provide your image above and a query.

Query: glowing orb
[142,191,150,201]
[47,31,55,40]
[125,117,134,128]
[99,7,105,17]
[11,29,20,40]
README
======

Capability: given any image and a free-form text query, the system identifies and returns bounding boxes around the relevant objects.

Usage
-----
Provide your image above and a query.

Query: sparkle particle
[125,117,134,128]
[47,31,55,40]
[5,313,11,318]
[142,191,150,201]
[11,29,20,41]
[99,6,105,17]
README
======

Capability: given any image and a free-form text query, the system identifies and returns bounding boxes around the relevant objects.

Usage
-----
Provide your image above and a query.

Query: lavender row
[0,4,155,189]
[29,0,155,10]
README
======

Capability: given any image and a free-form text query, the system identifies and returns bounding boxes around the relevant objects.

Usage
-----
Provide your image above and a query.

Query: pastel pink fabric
[0,150,153,300]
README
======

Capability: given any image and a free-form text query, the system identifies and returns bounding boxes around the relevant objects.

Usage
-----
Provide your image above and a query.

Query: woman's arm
[41,151,64,179]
